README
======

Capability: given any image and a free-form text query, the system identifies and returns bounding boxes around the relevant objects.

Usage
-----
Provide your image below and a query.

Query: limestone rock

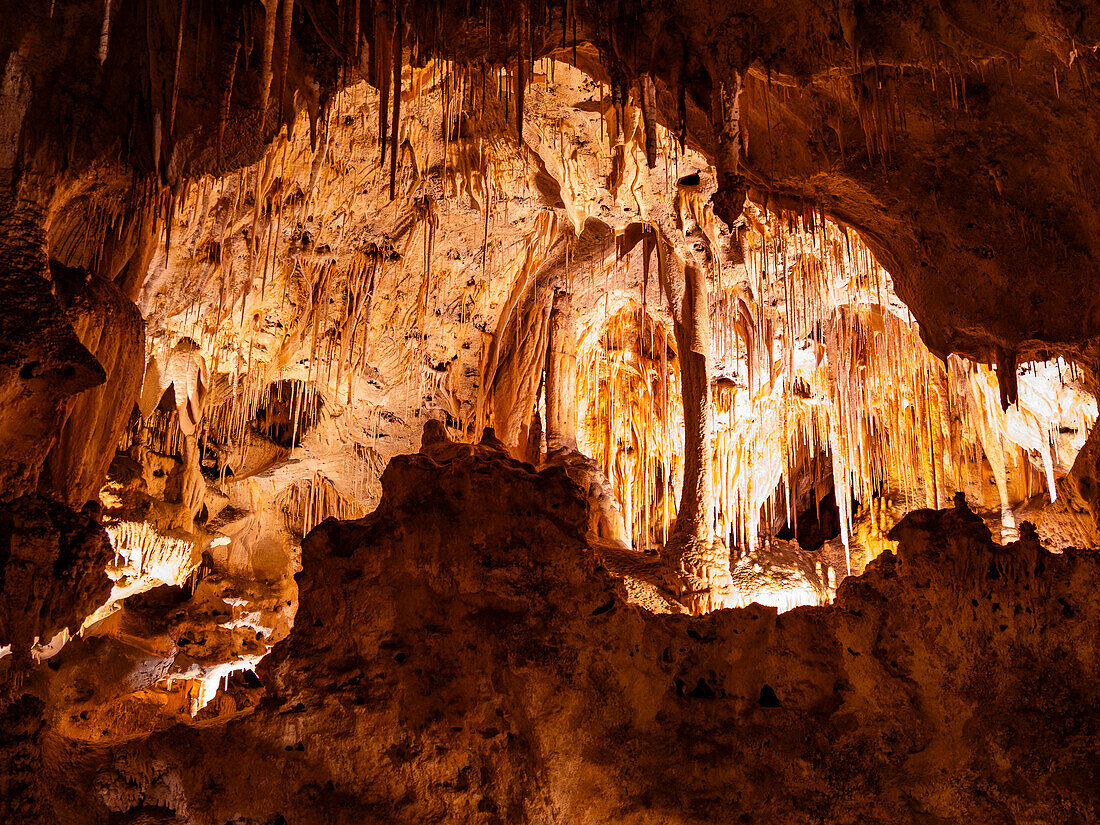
[0,495,112,659]
[37,447,1100,824]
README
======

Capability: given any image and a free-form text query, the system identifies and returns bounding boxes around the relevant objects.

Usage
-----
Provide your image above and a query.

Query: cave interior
[2,1,1100,822]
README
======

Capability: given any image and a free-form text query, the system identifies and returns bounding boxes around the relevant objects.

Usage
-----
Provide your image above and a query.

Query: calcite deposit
[22,441,1100,824]
[0,0,1099,822]
[0,495,112,662]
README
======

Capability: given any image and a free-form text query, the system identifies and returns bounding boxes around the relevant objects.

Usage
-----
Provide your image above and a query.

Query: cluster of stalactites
[578,209,1095,573]
[139,35,696,515]
[105,520,198,587]
[721,212,1094,563]
[279,471,366,537]
[143,55,534,452]
[577,305,682,550]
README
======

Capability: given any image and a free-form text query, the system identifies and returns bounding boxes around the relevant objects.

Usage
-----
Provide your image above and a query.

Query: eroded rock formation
[0,495,112,662]
[23,442,1098,824]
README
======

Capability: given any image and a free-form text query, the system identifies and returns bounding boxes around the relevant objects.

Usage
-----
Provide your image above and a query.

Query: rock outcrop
[31,446,1100,824]
[0,495,112,660]
[38,261,145,508]
[0,201,106,498]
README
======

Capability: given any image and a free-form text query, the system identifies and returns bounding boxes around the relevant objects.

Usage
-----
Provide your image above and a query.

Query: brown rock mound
[36,448,1100,824]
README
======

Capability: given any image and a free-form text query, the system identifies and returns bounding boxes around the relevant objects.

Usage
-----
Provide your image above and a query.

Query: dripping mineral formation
[0,1,1099,822]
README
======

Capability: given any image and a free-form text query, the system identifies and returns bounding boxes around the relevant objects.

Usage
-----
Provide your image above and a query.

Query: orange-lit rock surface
[18,443,1096,824]
[1,1,1100,821]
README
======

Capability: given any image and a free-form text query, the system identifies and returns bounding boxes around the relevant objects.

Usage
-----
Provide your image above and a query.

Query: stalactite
[98,0,113,64]
[259,0,280,134]
[516,0,528,146]
[168,0,189,135]
[389,12,402,200]
[711,70,746,229]
[277,0,296,126]
[377,12,391,168]
[640,74,658,168]
[996,346,1019,409]
[352,0,361,59]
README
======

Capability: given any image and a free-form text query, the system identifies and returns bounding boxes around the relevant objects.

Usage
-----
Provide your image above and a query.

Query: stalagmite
[545,286,578,451]
[650,226,733,612]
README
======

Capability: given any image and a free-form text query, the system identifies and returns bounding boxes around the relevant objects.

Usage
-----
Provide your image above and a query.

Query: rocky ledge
[23,446,1100,824]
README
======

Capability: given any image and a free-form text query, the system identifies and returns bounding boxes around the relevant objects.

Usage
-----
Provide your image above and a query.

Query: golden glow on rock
[576,209,1096,608]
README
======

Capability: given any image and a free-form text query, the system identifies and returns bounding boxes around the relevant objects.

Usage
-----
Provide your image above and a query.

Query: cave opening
[773,480,843,554]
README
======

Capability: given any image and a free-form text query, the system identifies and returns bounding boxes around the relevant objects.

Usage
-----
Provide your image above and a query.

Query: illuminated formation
[577,208,1095,611]
[1,2,1100,822]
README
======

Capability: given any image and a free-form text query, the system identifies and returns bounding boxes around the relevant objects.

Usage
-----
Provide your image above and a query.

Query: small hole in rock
[759,684,781,707]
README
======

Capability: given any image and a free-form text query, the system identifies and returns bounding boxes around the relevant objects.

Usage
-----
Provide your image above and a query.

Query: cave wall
[30,441,1099,824]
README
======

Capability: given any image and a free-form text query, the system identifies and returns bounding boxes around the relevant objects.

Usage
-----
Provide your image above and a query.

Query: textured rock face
[0,201,105,498]
[0,495,112,657]
[35,447,1099,824]
[38,261,145,507]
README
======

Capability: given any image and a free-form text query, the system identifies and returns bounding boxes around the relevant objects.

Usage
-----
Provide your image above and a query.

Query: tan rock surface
[22,445,1097,824]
